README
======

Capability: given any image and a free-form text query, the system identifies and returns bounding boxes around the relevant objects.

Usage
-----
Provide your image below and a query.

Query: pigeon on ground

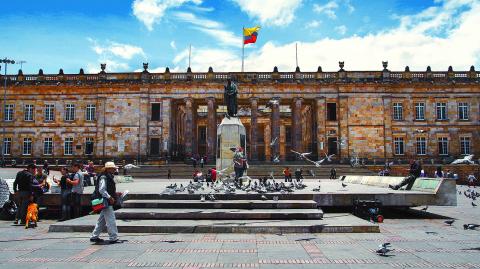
[463,224,480,230]
[261,195,268,201]
[376,243,392,256]
[472,202,477,207]
[208,194,215,201]
[444,219,455,226]
[421,206,429,211]
[342,182,347,188]
[200,195,206,202]
[312,186,321,192]
[273,196,279,201]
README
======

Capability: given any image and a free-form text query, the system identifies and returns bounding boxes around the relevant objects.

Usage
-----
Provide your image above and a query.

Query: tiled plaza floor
[1,185,479,269]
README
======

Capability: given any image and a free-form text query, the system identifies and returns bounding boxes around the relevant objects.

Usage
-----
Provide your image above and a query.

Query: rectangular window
[85,104,96,121]
[415,102,425,120]
[85,137,94,155]
[65,104,75,121]
[458,102,469,120]
[23,138,32,155]
[394,137,404,155]
[43,137,53,155]
[392,102,403,120]
[44,104,55,122]
[436,102,447,120]
[64,137,73,155]
[327,103,337,121]
[151,103,161,121]
[4,104,14,121]
[3,138,11,155]
[24,104,34,121]
[416,137,426,155]
[438,137,449,155]
[460,137,471,155]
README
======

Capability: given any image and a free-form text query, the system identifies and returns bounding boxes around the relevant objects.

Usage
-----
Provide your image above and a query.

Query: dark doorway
[327,137,338,155]
[327,103,337,121]
[150,138,160,156]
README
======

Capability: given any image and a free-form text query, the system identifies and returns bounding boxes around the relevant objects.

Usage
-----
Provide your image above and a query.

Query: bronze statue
[224,79,238,118]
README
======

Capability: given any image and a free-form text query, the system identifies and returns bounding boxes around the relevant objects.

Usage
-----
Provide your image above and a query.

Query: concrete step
[48,213,379,233]
[115,208,324,220]
[123,199,318,209]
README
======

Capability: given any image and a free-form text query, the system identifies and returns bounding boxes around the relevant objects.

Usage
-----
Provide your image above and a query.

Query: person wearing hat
[90,161,119,243]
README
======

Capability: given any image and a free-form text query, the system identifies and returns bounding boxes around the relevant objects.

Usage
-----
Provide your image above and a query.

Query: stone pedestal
[216,117,247,177]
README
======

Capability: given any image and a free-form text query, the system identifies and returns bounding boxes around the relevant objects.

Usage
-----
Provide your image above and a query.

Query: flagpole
[295,43,298,68]
[188,44,192,69]
[241,27,245,72]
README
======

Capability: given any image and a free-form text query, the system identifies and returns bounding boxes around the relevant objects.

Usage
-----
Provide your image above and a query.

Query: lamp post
[1,58,15,167]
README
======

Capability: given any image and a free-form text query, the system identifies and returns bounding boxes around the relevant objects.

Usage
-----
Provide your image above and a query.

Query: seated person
[389,160,422,190]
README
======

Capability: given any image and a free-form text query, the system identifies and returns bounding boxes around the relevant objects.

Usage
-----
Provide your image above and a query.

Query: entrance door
[150,138,160,156]
[327,137,338,156]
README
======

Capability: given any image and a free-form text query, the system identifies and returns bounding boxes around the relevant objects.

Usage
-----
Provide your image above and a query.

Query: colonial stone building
[1,63,479,163]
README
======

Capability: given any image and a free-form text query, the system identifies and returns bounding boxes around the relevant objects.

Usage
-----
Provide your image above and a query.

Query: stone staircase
[127,164,376,179]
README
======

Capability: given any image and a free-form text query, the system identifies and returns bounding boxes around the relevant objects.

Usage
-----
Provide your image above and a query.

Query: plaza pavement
[0,173,479,269]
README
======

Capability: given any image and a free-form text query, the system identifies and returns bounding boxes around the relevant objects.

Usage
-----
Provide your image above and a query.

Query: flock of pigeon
[162,175,310,198]
[459,186,479,207]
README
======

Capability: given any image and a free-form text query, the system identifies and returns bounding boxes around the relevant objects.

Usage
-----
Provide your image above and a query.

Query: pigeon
[472,202,477,207]
[463,224,480,230]
[444,219,455,226]
[304,156,326,167]
[270,137,278,147]
[421,206,429,211]
[273,196,279,201]
[208,194,216,201]
[268,99,280,106]
[261,195,268,201]
[291,150,312,159]
[451,154,475,165]
[459,190,462,195]
[376,243,392,256]
[342,182,347,188]
[200,195,206,202]
[123,164,140,170]
[273,155,280,163]
[312,186,321,192]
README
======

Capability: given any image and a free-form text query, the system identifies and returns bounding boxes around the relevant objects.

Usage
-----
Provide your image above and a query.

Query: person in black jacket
[389,160,422,190]
[13,164,36,224]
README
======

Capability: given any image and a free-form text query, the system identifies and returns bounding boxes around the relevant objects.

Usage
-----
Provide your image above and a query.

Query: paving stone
[216,253,258,263]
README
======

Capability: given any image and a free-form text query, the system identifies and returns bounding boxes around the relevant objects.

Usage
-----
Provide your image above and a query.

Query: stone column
[339,96,349,160]
[315,98,326,157]
[161,98,172,159]
[270,98,281,160]
[206,97,217,163]
[292,97,303,159]
[184,98,194,159]
[250,97,259,161]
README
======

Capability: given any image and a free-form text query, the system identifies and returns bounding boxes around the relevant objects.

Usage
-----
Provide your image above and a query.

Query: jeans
[15,191,31,223]
[60,190,71,220]
[91,206,118,241]
[234,167,244,180]
[393,174,417,190]
[71,192,82,218]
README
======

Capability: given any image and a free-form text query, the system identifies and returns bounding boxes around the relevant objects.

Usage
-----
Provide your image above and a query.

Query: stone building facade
[1,63,479,163]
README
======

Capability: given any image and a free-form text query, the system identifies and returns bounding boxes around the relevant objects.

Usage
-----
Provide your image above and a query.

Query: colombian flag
[243,26,260,45]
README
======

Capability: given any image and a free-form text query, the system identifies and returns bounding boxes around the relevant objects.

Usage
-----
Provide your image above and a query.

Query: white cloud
[174,12,241,47]
[305,20,321,29]
[132,0,202,31]
[335,25,347,35]
[170,40,177,50]
[231,0,303,26]
[86,60,130,73]
[313,1,338,19]
[313,0,355,19]
[168,0,480,72]
[88,39,146,60]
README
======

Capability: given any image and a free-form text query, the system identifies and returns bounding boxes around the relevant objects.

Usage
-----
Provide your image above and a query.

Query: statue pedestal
[216,117,247,177]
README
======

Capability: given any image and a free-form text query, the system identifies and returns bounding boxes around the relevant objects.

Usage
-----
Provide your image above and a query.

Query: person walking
[90,162,119,244]
[294,168,303,182]
[13,164,35,225]
[283,167,292,182]
[200,157,204,168]
[68,163,84,218]
[329,167,337,179]
[389,159,422,190]
[53,167,72,221]
[167,169,172,180]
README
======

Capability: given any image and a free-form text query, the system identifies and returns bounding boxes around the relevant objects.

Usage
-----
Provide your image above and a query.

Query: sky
[0,0,479,74]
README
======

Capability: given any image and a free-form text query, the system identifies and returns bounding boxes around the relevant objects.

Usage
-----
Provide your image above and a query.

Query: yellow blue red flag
[243,26,260,45]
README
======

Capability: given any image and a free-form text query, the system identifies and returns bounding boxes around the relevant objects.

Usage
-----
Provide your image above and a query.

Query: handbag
[91,198,107,213]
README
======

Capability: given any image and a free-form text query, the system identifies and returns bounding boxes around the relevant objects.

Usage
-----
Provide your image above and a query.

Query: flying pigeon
[451,154,475,165]
[273,155,280,163]
[444,219,455,226]
[270,137,278,147]
[291,150,312,159]
[123,164,140,170]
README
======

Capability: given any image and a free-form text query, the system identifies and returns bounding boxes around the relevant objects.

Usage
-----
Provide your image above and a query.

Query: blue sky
[0,0,479,74]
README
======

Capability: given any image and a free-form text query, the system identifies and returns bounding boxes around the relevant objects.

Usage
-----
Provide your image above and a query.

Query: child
[25,196,38,229]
